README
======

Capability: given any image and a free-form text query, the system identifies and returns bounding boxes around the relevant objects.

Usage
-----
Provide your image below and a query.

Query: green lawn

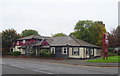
[87,56,120,63]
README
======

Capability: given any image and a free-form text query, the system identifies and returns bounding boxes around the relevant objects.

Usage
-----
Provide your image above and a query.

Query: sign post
[102,33,109,60]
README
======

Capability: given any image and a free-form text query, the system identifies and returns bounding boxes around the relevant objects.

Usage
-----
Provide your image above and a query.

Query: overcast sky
[0,0,119,36]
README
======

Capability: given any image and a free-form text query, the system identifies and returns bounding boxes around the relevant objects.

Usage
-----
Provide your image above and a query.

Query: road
[1,58,119,74]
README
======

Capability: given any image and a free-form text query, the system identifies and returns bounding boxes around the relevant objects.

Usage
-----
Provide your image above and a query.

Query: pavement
[5,57,119,67]
[1,58,119,74]
[2,64,42,74]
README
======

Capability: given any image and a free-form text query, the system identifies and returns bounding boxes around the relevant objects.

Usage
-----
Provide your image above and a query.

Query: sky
[0,0,119,36]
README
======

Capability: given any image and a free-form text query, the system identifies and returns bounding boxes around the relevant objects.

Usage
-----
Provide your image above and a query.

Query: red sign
[102,33,108,53]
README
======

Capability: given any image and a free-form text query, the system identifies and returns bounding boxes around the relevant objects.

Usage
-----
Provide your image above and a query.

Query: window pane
[64,50,66,53]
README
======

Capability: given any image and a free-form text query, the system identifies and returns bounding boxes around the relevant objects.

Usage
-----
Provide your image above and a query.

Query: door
[55,47,62,58]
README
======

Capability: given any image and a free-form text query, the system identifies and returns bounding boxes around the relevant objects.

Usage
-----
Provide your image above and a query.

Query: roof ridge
[69,35,81,46]
[69,35,99,47]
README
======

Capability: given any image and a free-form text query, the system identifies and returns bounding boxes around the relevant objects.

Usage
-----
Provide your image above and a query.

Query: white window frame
[23,40,26,43]
[90,49,94,55]
[73,47,79,55]
[51,47,55,54]
[62,47,67,54]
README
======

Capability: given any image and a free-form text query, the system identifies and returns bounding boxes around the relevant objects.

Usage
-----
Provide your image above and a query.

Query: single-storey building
[11,35,102,59]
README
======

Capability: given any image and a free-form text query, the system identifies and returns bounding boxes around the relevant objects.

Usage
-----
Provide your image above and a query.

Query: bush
[30,51,36,56]
[40,49,54,58]
[11,51,21,56]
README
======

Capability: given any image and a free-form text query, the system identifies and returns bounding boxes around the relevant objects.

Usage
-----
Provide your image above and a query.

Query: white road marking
[11,65,25,69]
[33,70,54,74]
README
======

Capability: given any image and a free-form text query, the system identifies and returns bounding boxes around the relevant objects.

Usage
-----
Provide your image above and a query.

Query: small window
[52,50,55,53]
[51,47,55,54]
[86,48,89,55]
[23,40,26,43]
[73,47,79,55]
[73,51,78,55]
[64,50,66,53]
[63,47,67,54]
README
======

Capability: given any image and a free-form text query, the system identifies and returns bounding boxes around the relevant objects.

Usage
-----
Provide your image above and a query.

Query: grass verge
[87,56,120,63]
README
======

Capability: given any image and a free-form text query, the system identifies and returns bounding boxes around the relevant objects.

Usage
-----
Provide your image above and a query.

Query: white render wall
[80,47,84,58]
[94,49,97,57]
[69,47,101,59]
[13,46,21,52]
[69,47,83,58]
[12,46,25,54]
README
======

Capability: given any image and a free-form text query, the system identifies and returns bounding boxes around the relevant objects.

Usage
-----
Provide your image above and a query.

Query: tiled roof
[48,36,80,46]
[16,35,99,48]
[17,35,50,40]
[70,36,99,47]
[47,36,99,47]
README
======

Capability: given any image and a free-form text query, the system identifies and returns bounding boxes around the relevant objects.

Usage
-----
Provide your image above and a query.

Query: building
[10,35,102,59]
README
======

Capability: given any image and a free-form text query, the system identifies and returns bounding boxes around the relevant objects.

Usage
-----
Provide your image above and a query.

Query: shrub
[11,51,21,56]
[40,49,54,58]
[30,51,36,56]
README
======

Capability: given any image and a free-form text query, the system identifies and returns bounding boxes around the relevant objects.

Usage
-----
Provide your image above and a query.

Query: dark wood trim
[72,46,73,55]
[78,47,79,55]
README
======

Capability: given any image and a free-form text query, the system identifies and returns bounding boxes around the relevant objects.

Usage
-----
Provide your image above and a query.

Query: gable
[41,40,49,45]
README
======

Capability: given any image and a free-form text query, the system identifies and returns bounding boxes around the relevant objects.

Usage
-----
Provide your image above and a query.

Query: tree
[108,26,120,48]
[52,33,66,37]
[70,20,106,46]
[2,29,21,53]
[115,26,120,46]
[21,29,39,37]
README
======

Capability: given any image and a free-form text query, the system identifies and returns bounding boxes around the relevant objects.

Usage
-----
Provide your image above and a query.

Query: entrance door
[55,47,62,58]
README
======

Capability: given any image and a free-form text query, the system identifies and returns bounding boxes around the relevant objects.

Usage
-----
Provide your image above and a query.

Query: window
[63,47,67,54]
[16,41,19,45]
[51,47,55,54]
[86,48,89,55]
[23,40,26,43]
[96,49,100,55]
[90,49,93,55]
[73,47,79,55]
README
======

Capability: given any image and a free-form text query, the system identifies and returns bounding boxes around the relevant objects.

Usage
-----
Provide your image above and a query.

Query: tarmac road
[1,58,119,74]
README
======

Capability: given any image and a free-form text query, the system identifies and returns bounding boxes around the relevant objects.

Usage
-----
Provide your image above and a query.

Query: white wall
[69,47,81,58]
[50,47,55,54]
[13,46,25,54]
[79,47,84,58]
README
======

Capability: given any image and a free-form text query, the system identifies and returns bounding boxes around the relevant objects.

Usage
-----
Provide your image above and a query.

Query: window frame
[72,47,79,55]
[51,47,55,54]
[62,47,67,54]
[23,40,26,43]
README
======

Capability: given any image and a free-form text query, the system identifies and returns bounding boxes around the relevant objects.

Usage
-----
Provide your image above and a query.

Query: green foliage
[87,56,120,63]
[108,52,118,56]
[30,51,36,56]
[11,51,21,56]
[108,26,120,48]
[21,29,39,37]
[70,20,106,46]
[2,29,21,53]
[52,33,66,37]
[40,49,54,58]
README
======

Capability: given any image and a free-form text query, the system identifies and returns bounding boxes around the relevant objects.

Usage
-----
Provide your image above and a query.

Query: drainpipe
[66,44,69,59]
